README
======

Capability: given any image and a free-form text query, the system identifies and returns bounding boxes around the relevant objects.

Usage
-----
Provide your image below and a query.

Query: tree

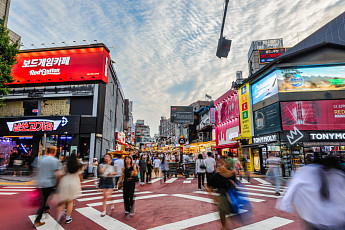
[0,16,19,107]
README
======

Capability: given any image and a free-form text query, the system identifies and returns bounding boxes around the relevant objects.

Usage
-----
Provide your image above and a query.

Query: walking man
[34,147,61,227]
[205,152,216,185]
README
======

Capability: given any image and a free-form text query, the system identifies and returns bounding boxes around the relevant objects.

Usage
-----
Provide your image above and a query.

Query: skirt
[55,173,81,204]
[99,177,114,189]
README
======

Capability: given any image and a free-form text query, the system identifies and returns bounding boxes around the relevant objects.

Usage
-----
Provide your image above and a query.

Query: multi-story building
[0,0,21,43]
[0,44,124,168]
[134,120,151,146]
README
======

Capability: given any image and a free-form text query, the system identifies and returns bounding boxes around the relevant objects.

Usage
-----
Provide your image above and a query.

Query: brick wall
[0,101,24,117]
[41,99,70,116]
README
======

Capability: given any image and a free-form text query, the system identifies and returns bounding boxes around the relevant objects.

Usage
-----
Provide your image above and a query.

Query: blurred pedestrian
[276,156,345,229]
[240,157,250,182]
[92,158,98,179]
[196,154,206,191]
[118,156,138,216]
[99,154,116,217]
[153,157,161,178]
[139,155,147,185]
[206,158,236,230]
[205,152,216,185]
[114,154,124,190]
[146,157,153,183]
[33,147,60,227]
[266,153,282,196]
[160,156,168,183]
[55,153,83,224]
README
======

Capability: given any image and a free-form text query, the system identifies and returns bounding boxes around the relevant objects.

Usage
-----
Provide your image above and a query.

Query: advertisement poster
[251,71,278,105]
[215,92,239,124]
[10,47,110,86]
[281,99,345,131]
[254,103,281,136]
[216,123,240,146]
[239,83,252,137]
[258,48,286,64]
[277,65,345,93]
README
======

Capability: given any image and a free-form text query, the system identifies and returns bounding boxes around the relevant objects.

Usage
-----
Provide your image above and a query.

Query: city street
[0,177,303,230]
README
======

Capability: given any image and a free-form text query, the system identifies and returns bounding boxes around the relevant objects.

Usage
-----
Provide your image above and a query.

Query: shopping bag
[23,188,42,208]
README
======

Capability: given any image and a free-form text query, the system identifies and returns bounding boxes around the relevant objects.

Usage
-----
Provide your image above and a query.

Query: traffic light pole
[219,0,229,40]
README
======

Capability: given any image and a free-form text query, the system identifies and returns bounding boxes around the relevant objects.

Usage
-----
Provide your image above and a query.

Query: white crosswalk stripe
[165,178,178,183]
[252,178,271,185]
[234,216,294,230]
[29,214,64,229]
[0,189,34,192]
[0,192,18,195]
[87,194,168,207]
[238,178,250,184]
[77,191,152,202]
[192,191,265,203]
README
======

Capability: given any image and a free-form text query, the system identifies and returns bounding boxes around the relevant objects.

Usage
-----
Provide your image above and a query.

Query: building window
[23,100,38,116]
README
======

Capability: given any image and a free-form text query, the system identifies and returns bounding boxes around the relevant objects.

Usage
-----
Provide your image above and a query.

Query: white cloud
[7,0,345,135]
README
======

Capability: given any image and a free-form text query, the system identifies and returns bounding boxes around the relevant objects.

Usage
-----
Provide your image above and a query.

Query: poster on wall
[277,65,345,93]
[239,83,252,137]
[215,93,239,124]
[251,71,278,105]
[281,99,345,131]
[254,103,281,136]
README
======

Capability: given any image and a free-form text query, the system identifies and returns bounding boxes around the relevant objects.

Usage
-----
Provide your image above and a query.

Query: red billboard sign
[281,100,345,131]
[9,46,110,86]
[258,48,286,64]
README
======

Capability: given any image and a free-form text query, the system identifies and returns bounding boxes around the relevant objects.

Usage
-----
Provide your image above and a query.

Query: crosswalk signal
[216,36,232,58]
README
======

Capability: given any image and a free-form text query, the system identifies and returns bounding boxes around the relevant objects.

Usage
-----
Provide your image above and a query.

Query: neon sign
[7,117,68,132]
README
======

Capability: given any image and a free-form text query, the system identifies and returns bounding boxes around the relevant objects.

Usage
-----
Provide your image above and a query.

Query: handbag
[200,160,207,169]
[23,188,42,208]
[226,183,253,215]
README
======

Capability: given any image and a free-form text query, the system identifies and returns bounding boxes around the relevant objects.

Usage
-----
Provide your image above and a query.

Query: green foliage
[0,16,19,106]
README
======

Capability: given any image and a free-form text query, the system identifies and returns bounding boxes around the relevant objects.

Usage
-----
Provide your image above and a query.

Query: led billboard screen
[171,106,194,124]
[281,99,345,131]
[9,46,110,86]
[251,71,278,105]
[277,65,345,93]
[258,48,286,64]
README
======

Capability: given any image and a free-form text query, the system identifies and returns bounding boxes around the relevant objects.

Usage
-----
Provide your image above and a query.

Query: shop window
[23,100,38,116]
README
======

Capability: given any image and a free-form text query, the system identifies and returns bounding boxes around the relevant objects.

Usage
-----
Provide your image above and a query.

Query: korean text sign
[281,99,345,131]
[10,47,110,86]
[239,83,253,137]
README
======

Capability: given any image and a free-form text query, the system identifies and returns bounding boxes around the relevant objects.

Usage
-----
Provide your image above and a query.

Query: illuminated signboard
[239,83,253,137]
[251,71,278,105]
[9,45,110,86]
[258,48,286,64]
[6,117,68,132]
[277,65,345,93]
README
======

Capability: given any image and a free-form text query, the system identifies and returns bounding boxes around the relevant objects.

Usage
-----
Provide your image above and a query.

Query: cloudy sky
[7,0,345,135]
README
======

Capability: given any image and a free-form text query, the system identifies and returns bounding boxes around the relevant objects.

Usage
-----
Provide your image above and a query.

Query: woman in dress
[99,154,116,217]
[195,153,206,191]
[118,156,138,216]
[146,157,153,183]
[56,153,83,224]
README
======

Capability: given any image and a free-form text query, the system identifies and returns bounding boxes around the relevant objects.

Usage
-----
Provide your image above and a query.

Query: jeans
[123,181,135,212]
[34,187,55,223]
[162,170,167,182]
[146,169,152,182]
[206,172,214,185]
[197,172,205,189]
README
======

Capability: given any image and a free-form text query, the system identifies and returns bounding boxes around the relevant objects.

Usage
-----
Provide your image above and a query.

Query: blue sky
[7,0,345,135]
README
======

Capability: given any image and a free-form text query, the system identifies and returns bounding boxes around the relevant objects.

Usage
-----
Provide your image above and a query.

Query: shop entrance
[252,148,263,174]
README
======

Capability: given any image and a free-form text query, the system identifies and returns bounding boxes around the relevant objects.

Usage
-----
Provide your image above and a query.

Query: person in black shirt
[118,156,138,216]
[206,158,236,230]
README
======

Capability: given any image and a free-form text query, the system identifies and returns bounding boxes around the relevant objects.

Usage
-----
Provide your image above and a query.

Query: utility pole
[216,0,232,58]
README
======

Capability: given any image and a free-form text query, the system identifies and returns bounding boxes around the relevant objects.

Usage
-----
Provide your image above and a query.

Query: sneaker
[111,205,115,210]
[65,218,72,224]
[130,206,135,216]
[198,188,202,191]
[275,192,281,196]
[100,211,106,217]
[125,211,130,215]
[34,222,45,227]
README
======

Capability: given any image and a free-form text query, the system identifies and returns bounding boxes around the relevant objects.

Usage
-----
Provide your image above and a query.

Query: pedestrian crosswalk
[0,186,35,196]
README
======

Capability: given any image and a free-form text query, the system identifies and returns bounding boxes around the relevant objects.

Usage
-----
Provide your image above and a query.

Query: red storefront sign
[6,118,68,132]
[9,46,110,86]
[281,99,345,131]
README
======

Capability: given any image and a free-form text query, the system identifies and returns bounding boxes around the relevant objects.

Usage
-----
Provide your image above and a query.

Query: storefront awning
[241,143,267,148]
[215,142,239,149]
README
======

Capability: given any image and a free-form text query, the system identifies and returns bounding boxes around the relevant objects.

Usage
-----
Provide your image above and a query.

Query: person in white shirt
[195,154,206,191]
[114,154,124,189]
[204,152,216,185]
[276,156,345,229]
[153,157,161,178]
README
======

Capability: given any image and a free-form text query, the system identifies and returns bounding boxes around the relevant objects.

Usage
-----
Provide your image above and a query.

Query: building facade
[0,0,21,43]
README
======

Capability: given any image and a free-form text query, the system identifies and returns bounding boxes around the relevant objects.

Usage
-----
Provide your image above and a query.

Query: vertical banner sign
[210,108,215,123]
[239,83,252,137]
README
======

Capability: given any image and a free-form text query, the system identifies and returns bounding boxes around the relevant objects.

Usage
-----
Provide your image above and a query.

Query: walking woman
[138,155,147,185]
[146,157,153,183]
[56,153,83,224]
[118,156,138,215]
[99,154,116,217]
[195,154,206,191]
[161,156,168,183]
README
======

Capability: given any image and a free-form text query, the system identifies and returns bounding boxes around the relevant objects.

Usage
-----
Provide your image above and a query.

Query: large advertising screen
[254,103,281,136]
[277,65,345,93]
[9,46,110,86]
[281,99,345,131]
[171,106,194,124]
[251,71,278,105]
[258,48,286,64]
